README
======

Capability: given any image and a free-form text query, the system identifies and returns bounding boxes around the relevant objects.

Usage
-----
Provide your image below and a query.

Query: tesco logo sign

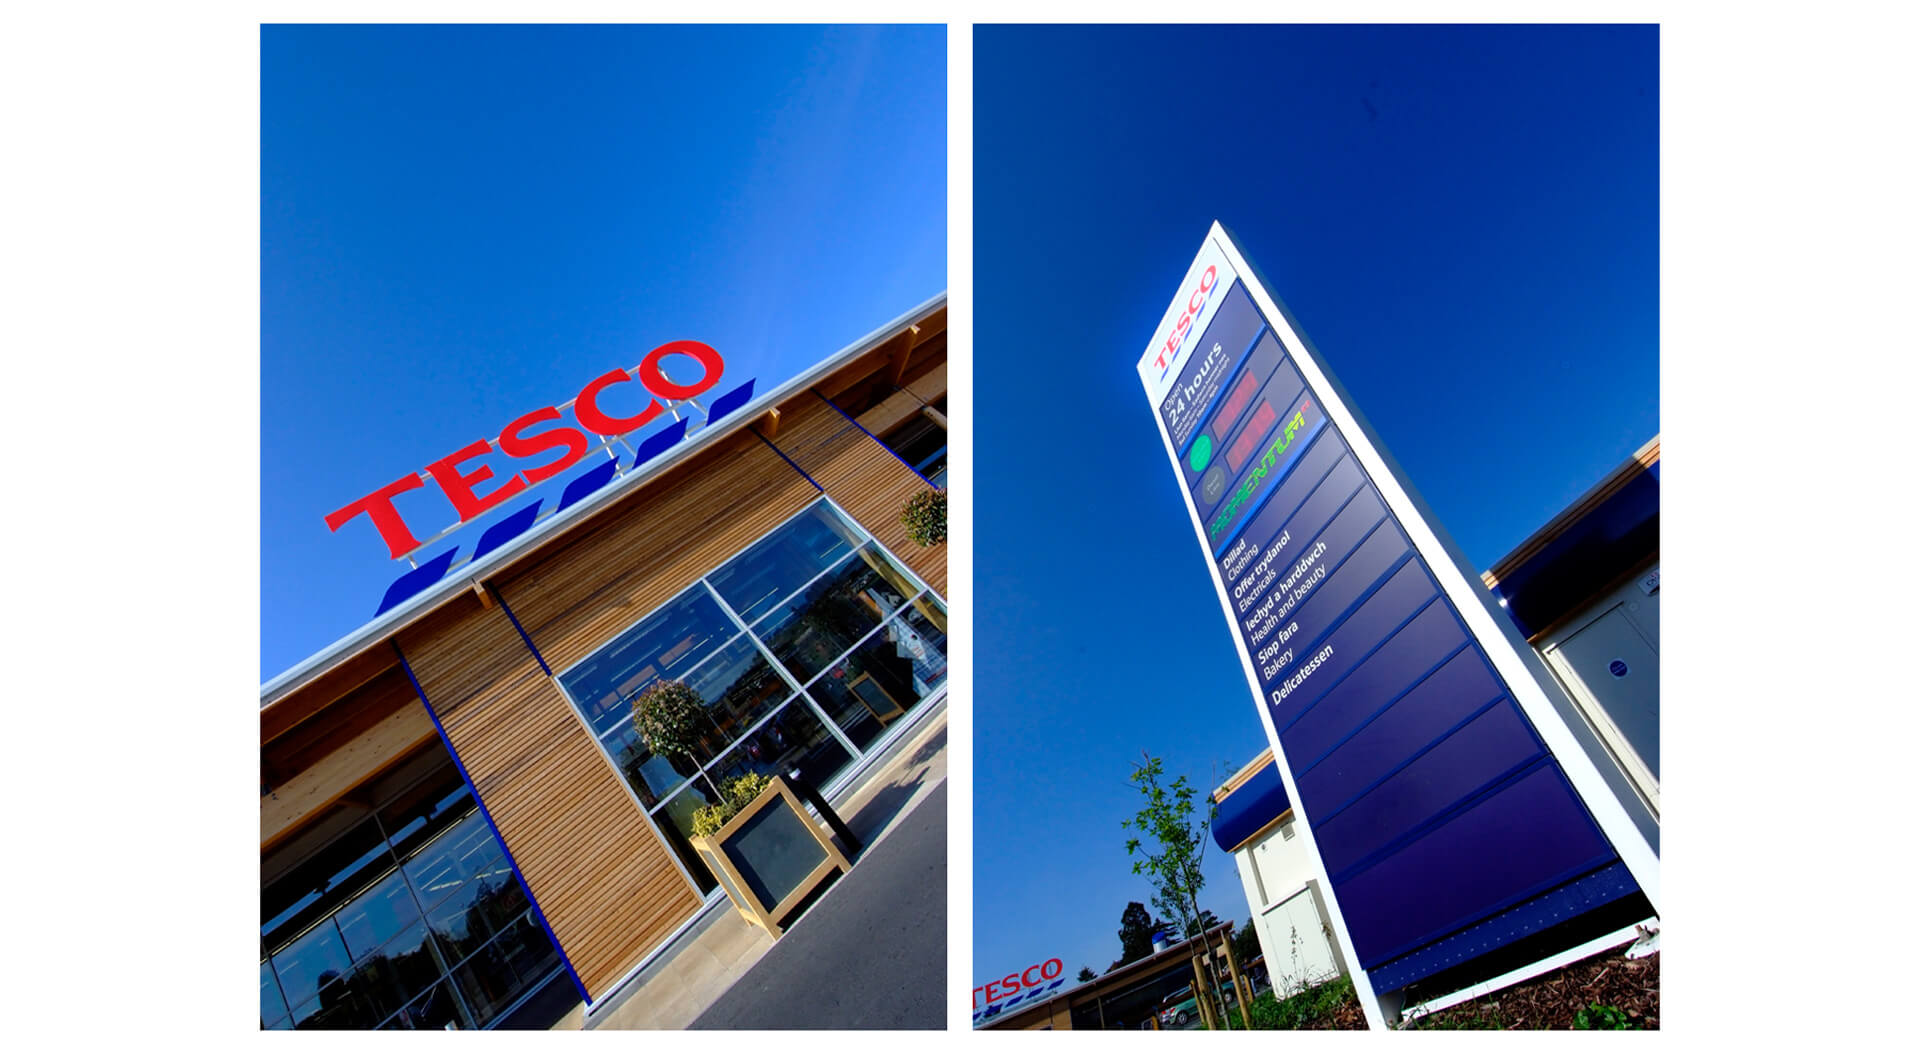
[973,957,1063,1010]
[326,340,730,561]
[1153,264,1217,381]
[325,340,759,616]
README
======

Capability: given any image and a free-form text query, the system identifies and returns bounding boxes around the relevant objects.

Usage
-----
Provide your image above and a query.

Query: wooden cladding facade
[262,302,946,1009]
[393,594,702,1001]
[771,394,947,597]
[499,432,820,673]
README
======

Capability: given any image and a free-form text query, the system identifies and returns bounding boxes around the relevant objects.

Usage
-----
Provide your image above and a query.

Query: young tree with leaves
[1121,753,1211,937]
[1077,966,1096,983]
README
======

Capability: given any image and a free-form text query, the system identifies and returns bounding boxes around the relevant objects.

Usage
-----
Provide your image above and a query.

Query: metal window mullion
[818,493,942,602]
[700,578,862,760]
[722,544,862,634]
[795,587,937,696]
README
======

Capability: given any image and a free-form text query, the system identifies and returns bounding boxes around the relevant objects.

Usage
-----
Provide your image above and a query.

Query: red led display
[1210,369,1260,441]
[1227,399,1279,472]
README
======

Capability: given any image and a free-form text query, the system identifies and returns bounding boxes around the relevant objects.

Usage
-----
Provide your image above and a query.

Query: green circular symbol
[1188,435,1213,473]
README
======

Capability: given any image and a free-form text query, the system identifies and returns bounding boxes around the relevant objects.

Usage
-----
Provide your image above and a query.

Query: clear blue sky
[973,25,1657,986]
[262,25,946,680]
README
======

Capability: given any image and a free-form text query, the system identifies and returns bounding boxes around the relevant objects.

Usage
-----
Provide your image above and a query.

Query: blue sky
[973,24,1657,987]
[262,25,946,680]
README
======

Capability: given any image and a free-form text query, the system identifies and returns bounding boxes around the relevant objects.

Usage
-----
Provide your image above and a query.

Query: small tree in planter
[632,680,707,774]
[901,487,946,547]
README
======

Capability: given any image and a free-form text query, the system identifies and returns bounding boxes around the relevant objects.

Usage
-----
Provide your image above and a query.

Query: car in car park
[1156,983,1239,1028]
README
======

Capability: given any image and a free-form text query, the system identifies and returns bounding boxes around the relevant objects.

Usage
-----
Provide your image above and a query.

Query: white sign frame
[1138,222,1661,1028]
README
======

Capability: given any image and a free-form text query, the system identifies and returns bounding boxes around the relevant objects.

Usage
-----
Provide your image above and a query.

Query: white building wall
[1231,813,1346,995]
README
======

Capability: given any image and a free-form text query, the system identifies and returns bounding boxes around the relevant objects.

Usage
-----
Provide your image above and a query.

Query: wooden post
[1224,928,1254,1030]
[1191,953,1216,1030]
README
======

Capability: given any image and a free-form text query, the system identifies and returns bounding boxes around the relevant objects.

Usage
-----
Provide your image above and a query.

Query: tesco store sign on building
[1137,224,1661,1028]
[323,339,756,615]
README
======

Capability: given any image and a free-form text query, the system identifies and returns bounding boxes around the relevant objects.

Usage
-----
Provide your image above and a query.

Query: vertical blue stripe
[752,426,825,493]
[811,387,934,487]
[391,640,592,1008]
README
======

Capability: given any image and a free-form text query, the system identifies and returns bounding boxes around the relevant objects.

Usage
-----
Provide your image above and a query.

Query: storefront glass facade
[557,498,948,892]
[260,751,566,1029]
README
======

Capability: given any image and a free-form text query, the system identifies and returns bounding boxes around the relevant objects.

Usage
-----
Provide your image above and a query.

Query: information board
[1138,224,1659,1026]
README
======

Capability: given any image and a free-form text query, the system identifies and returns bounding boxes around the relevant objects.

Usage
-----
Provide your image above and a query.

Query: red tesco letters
[972,957,1063,1008]
[326,341,725,559]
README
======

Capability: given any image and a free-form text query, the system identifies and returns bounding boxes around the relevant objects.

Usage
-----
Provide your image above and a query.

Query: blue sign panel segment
[1147,237,1644,998]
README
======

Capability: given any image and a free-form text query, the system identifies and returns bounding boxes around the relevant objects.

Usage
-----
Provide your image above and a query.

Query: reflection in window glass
[684,633,795,749]
[705,698,853,794]
[653,780,722,893]
[334,869,420,962]
[404,814,500,913]
[559,586,736,740]
[351,919,443,1025]
[262,959,290,1028]
[262,818,390,950]
[754,551,912,683]
[379,981,462,1030]
[272,919,353,1016]
[493,910,561,985]
[707,504,862,625]
[804,607,948,751]
[601,724,689,809]
[263,744,566,1030]
[452,943,522,1025]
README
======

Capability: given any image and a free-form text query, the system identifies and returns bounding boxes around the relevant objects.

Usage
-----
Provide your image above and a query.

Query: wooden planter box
[690,776,854,938]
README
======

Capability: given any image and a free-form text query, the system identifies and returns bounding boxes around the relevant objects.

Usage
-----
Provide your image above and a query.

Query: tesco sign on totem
[324,339,756,616]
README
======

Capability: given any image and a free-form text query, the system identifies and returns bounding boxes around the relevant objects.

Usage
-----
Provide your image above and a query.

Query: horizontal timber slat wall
[502,431,820,673]
[395,595,699,1001]
[778,396,948,598]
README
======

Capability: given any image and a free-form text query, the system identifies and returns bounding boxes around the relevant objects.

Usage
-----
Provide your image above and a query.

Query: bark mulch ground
[1404,947,1659,1030]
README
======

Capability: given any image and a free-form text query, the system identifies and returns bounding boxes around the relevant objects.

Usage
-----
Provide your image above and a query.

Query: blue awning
[1491,460,1659,639]
[1212,760,1292,852]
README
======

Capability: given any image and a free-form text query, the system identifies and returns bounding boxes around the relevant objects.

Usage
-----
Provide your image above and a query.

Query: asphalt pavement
[690,780,947,1029]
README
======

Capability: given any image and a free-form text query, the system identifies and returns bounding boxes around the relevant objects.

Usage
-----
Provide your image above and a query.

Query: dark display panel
[1156,278,1642,990]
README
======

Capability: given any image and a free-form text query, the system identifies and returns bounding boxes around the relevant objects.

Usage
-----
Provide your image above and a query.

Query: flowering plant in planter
[689,772,776,838]
[900,487,946,547]
[632,680,707,763]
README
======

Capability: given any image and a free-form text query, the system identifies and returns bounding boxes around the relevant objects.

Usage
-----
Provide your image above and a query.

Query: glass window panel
[334,869,420,962]
[290,984,384,1030]
[271,919,353,1015]
[805,608,948,751]
[492,910,561,987]
[262,817,391,949]
[558,585,737,740]
[707,503,863,625]
[261,960,290,1029]
[379,981,464,1031]
[451,943,522,1026]
[705,699,853,796]
[683,633,795,749]
[349,919,443,1025]
[600,724,689,809]
[753,548,914,683]
[651,779,722,894]
[403,812,503,914]
[427,863,528,964]
[378,773,472,861]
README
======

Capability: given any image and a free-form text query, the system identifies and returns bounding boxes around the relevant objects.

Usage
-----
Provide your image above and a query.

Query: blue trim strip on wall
[495,589,554,678]
[810,387,934,487]
[391,640,592,1008]
[751,426,825,493]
